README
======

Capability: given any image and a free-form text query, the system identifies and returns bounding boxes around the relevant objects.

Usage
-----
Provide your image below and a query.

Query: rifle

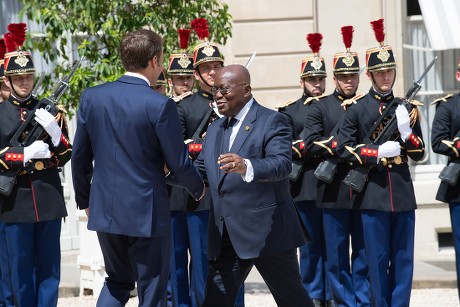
[343,56,437,192]
[10,58,82,147]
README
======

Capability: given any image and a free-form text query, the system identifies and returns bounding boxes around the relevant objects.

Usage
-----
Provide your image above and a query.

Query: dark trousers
[4,219,61,307]
[97,231,170,307]
[323,209,370,307]
[361,210,415,307]
[0,222,13,307]
[449,202,460,302]
[202,227,313,307]
[297,200,332,302]
[169,210,209,307]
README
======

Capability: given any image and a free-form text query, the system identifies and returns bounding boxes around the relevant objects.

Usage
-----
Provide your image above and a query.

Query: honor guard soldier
[168,28,194,102]
[431,59,460,302]
[278,33,332,307]
[0,35,13,307]
[0,23,72,306]
[152,67,167,95]
[337,19,425,307]
[171,18,244,307]
[303,26,370,306]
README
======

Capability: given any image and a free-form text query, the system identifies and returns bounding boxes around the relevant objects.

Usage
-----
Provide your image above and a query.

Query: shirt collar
[124,72,150,86]
[233,98,254,123]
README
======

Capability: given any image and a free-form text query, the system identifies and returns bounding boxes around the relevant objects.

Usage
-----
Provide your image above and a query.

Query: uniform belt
[380,154,408,167]
[19,160,57,175]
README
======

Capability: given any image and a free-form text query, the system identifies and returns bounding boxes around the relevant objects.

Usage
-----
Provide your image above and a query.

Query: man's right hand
[377,141,401,160]
[23,140,51,165]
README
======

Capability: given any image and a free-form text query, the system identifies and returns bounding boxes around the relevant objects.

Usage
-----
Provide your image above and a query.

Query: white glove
[23,141,51,165]
[377,141,401,160]
[395,105,412,141]
[35,108,62,146]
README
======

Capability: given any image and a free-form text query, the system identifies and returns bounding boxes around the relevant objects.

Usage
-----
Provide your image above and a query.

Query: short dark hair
[120,29,163,71]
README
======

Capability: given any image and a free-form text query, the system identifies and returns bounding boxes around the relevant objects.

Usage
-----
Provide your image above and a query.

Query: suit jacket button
[219,192,224,198]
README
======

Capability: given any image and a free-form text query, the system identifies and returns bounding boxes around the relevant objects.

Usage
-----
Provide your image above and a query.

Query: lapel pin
[245,126,250,131]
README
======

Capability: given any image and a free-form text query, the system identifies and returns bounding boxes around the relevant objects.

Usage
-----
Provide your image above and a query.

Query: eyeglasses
[211,84,247,96]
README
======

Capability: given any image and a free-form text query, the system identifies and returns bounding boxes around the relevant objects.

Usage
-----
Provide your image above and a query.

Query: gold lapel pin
[245,126,250,131]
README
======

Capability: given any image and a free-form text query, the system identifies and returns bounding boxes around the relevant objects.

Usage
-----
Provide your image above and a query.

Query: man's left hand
[218,153,246,174]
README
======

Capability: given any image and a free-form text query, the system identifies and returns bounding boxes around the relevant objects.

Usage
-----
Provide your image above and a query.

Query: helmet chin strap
[196,67,213,91]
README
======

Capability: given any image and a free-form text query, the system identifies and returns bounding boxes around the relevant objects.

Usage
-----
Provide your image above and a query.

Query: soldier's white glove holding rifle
[35,108,62,146]
[377,141,401,160]
[395,104,412,141]
[23,141,51,166]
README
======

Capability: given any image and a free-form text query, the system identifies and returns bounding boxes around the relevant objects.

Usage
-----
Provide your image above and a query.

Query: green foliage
[20,0,232,117]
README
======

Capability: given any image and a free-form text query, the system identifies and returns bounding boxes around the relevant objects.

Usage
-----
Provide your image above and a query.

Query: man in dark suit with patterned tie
[72,29,204,307]
[195,64,314,307]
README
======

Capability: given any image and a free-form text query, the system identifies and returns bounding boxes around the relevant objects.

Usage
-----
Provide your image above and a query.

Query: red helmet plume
[177,29,191,50]
[7,23,27,50]
[0,39,6,59]
[341,26,354,51]
[370,18,385,46]
[190,18,209,40]
[306,33,323,56]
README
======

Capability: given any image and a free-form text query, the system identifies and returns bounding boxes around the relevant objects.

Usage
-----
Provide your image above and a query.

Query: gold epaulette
[304,93,327,105]
[341,93,365,107]
[275,99,296,110]
[409,99,424,107]
[56,104,67,114]
[431,94,454,105]
[172,91,193,103]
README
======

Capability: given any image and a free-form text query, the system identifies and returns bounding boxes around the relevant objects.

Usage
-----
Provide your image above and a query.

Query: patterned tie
[221,117,238,153]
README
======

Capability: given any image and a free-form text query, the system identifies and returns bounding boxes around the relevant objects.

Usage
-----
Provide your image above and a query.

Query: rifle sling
[191,107,214,140]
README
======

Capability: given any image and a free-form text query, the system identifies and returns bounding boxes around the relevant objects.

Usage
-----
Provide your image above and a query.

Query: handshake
[22,108,62,166]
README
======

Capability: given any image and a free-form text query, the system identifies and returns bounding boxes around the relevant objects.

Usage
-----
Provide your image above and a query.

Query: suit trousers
[97,231,170,307]
[361,210,415,307]
[4,219,61,307]
[202,226,314,307]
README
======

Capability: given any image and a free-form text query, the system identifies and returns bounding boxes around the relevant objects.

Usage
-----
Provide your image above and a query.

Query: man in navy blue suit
[72,29,204,307]
[195,64,314,307]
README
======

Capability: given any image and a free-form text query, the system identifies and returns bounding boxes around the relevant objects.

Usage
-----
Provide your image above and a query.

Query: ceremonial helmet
[301,33,327,78]
[3,23,35,76]
[333,26,360,75]
[366,18,396,72]
[168,29,194,75]
[0,38,5,82]
[156,67,167,86]
[191,18,224,68]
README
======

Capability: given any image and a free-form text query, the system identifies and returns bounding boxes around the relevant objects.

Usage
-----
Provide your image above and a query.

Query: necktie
[221,117,238,153]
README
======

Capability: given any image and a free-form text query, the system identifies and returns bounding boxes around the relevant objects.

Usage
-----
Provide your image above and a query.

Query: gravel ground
[57,288,458,306]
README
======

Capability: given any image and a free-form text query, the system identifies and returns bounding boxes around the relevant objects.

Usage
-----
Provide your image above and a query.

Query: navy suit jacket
[72,75,203,237]
[195,100,307,260]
